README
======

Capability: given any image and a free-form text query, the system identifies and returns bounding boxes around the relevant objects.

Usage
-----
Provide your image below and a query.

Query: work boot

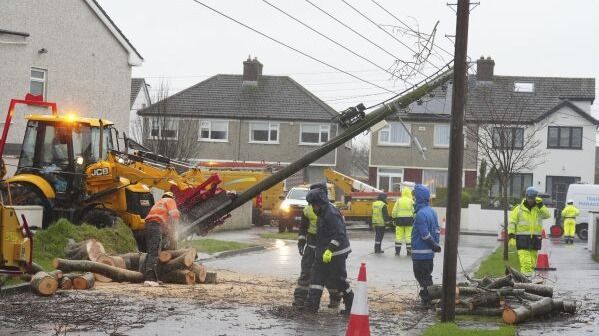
[395,246,401,256]
[406,245,412,256]
[340,291,354,316]
[292,287,307,307]
[301,299,320,314]
[328,295,341,309]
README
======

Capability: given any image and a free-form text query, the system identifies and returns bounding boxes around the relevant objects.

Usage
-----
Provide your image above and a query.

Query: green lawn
[259,232,298,240]
[474,245,520,278]
[423,323,516,336]
[180,239,257,254]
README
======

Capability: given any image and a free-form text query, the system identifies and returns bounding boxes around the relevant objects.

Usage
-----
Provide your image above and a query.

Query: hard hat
[162,191,174,199]
[525,187,538,198]
[567,199,574,204]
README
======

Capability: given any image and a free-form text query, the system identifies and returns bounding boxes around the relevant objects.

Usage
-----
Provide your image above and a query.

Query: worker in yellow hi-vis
[508,187,551,276]
[561,200,579,245]
[392,187,414,256]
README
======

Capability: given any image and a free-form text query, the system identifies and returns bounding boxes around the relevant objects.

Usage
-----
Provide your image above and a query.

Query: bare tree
[141,81,201,162]
[466,87,548,260]
[351,137,370,177]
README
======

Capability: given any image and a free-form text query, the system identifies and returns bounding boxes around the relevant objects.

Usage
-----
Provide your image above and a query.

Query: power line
[189,0,399,94]
[341,0,443,74]
[261,0,399,78]
[370,0,454,58]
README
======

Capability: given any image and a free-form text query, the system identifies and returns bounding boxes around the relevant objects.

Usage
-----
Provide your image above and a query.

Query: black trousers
[293,244,339,305]
[412,259,434,302]
[143,222,176,281]
[374,226,385,252]
[306,254,351,309]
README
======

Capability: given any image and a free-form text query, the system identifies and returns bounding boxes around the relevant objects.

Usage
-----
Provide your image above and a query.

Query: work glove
[322,249,333,263]
[509,238,516,248]
[298,239,306,256]
[432,244,442,253]
[536,197,544,208]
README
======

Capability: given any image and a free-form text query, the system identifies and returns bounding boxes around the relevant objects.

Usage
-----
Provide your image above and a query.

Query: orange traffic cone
[535,251,556,271]
[346,263,371,336]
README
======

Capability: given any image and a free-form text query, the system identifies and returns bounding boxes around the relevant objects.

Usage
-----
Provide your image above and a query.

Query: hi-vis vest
[145,198,180,228]
[303,205,318,235]
[372,200,386,226]
[508,200,550,236]
[561,204,580,224]
[392,196,414,218]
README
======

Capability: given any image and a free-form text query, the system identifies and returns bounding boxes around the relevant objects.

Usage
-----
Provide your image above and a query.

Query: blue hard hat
[525,187,538,198]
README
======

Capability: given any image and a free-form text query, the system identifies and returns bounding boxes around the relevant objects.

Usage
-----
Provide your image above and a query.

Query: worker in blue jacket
[302,185,354,314]
[411,184,441,306]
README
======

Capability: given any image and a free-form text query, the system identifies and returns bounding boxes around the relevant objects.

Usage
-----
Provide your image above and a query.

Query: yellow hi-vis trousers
[395,226,412,247]
[517,249,538,276]
[563,219,576,238]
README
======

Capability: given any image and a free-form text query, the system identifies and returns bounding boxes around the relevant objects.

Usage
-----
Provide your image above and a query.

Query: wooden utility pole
[441,0,470,322]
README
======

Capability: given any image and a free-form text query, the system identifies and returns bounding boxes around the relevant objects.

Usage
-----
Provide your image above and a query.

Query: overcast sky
[100,0,599,115]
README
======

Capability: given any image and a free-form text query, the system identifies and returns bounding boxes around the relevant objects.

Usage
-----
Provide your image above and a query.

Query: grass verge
[423,323,516,336]
[180,239,257,254]
[259,232,298,240]
[474,245,520,278]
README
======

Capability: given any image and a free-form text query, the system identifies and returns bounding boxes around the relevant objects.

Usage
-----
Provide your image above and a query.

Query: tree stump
[30,271,58,296]
[160,270,195,285]
[73,273,96,290]
[190,263,207,283]
[64,239,105,261]
[503,297,554,324]
[204,272,217,284]
[53,258,145,283]
[513,283,553,297]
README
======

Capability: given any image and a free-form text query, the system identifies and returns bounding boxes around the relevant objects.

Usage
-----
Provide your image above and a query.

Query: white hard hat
[567,199,574,204]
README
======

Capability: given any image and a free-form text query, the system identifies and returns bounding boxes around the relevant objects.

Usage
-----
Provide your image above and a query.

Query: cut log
[493,288,526,297]
[469,292,501,310]
[551,298,577,314]
[204,272,217,284]
[95,254,126,269]
[94,254,115,283]
[518,292,544,302]
[190,263,207,283]
[477,276,493,288]
[64,239,105,261]
[158,248,197,263]
[118,252,144,271]
[503,297,553,324]
[48,270,63,280]
[513,283,553,297]
[505,265,531,283]
[53,258,144,283]
[60,277,73,290]
[426,285,443,300]
[30,271,58,296]
[457,286,486,296]
[156,249,196,275]
[138,253,147,273]
[485,275,514,289]
[160,270,195,285]
[73,273,96,290]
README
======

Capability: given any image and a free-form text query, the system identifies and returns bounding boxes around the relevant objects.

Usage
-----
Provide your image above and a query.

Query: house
[129,78,152,141]
[138,57,352,186]
[370,57,597,209]
[0,0,142,157]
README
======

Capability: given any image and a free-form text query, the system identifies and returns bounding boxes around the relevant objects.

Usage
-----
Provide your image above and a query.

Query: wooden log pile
[29,270,96,296]
[431,266,577,324]
[55,243,216,285]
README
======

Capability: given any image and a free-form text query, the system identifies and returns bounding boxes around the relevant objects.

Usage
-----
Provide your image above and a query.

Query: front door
[546,175,580,219]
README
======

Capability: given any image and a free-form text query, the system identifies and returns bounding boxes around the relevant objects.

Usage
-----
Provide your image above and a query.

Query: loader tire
[4,182,52,229]
[81,208,118,229]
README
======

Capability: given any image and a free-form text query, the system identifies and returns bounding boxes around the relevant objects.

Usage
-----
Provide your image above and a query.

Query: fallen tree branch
[53,259,144,283]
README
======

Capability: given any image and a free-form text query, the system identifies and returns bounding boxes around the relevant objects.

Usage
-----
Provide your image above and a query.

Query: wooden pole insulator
[53,258,145,283]
[30,271,58,296]
[73,272,96,290]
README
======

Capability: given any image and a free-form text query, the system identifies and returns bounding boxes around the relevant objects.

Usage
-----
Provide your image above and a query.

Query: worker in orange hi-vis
[143,191,181,281]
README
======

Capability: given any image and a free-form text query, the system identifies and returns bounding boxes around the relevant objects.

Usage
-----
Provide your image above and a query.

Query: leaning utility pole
[441,0,470,322]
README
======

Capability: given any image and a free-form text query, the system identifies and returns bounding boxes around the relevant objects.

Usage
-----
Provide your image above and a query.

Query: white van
[564,184,599,240]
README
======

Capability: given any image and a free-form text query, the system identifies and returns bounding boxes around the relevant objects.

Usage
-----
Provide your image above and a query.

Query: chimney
[242,56,263,87]
[476,56,495,81]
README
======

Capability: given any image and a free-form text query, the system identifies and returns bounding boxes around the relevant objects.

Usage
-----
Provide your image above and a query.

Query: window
[514,82,534,93]
[378,122,411,146]
[30,68,47,98]
[547,126,582,149]
[250,122,279,143]
[148,118,178,140]
[422,169,448,195]
[434,124,450,147]
[490,173,533,199]
[492,127,524,149]
[199,120,228,142]
[300,124,330,144]
[377,168,403,192]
